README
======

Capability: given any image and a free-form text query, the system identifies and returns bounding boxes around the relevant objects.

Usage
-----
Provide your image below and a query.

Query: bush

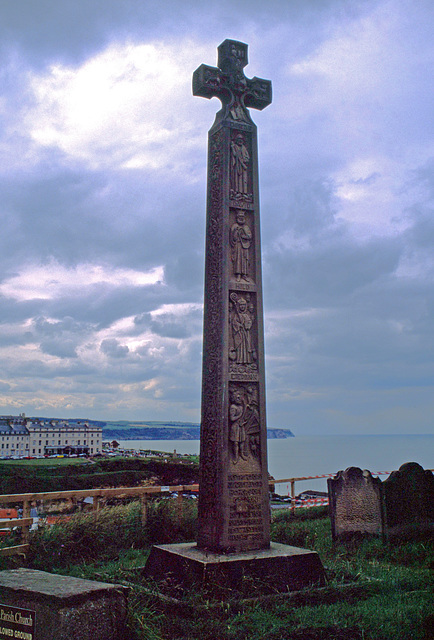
[145,498,197,544]
[27,497,198,571]
[28,502,145,570]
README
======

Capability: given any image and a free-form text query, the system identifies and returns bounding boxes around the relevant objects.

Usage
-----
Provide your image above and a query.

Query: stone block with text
[0,569,128,640]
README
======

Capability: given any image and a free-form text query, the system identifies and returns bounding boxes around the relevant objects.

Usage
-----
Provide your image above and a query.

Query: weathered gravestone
[382,462,434,539]
[144,39,326,594]
[328,467,383,540]
[0,569,128,640]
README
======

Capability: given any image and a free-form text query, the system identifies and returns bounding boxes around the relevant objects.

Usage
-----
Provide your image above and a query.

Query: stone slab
[0,569,128,640]
[382,462,434,538]
[328,467,383,539]
[143,542,326,595]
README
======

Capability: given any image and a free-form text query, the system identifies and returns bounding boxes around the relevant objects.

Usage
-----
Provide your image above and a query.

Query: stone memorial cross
[193,40,272,553]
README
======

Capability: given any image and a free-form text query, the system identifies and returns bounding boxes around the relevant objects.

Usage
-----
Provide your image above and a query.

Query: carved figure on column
[230,100,249,122]
[230,210,252,282]
[244,384,260,458]
[229,386,247,463]
[229,382,261,463]
[229,293,256,365]
[231,133,250,197]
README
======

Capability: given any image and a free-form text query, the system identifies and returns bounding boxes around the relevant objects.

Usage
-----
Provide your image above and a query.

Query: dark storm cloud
[100,338,130,358]
[0,0,168,67]
[0,0,372,63]
[42,284,167,328]
[266,234,402,308]
[150,307,203,339]
[0,167,202,270]
[39,338,78,358]
[31,316,87,358]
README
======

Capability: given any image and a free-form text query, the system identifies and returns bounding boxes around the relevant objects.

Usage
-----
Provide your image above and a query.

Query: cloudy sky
[0,0,433,435]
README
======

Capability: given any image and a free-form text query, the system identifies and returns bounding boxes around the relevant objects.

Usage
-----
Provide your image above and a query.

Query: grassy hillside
[3,504,431,640]
[0,457,199,494]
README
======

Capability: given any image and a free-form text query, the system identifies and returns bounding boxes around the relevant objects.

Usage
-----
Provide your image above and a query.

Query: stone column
[193,39,272,553]
[144,43,325,594]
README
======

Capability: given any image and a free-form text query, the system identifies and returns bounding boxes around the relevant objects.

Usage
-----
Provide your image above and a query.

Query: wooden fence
[0,470,406,557]
[0,483,199,557]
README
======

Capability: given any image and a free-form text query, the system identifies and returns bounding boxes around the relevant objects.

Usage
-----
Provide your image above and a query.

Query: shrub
[145,498,197,544]
[27,497,198,570]
[28,502,145,570]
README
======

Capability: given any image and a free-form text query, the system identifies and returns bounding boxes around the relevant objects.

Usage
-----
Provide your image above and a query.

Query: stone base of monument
[0,568,129,640]
[143,542,326,597]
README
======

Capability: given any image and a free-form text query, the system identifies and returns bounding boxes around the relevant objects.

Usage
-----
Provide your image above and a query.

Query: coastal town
[0,414,103,458]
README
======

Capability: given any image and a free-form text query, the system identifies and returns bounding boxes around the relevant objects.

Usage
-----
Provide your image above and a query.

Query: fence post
[291,480,296,514]
[177,491,184,527]
[22,500,30,544]
[140,495,147,527]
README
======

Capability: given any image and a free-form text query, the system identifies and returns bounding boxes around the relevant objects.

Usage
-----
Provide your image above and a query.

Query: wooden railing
[0,484,199,557]
[2,470,420,557]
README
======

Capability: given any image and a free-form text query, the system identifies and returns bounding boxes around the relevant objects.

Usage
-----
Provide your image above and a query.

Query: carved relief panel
[230,130,253,204]
[229,292,258,377]
[229,208,254,284]
[228,381,261,464]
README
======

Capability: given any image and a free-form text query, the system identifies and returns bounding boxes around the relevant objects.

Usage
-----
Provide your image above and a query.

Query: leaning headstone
[144,39,326,595]
[382,462,434,539]
[328,467,383,540]
[0,569,128,640]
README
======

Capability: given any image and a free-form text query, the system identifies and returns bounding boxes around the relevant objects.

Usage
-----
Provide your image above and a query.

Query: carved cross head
[217,40,248,79]
[193,39,272,121]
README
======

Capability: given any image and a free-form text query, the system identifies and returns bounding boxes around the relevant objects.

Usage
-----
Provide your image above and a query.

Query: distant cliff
[266,429,294,439]
[101,421,294,441]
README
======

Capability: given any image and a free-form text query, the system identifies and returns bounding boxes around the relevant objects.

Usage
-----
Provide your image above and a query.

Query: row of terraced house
[0,414,103,458]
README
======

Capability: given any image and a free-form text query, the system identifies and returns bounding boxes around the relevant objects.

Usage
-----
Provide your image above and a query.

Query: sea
[118,434,434,496]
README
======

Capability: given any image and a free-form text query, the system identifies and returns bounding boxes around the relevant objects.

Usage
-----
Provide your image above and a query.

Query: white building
[0,418,29,458]
[0,415,103,458]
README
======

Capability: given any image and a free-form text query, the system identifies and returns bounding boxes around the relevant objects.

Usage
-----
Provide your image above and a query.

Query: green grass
[3,504,432,640]
[25,498,197,572]
[0,456,200,494]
